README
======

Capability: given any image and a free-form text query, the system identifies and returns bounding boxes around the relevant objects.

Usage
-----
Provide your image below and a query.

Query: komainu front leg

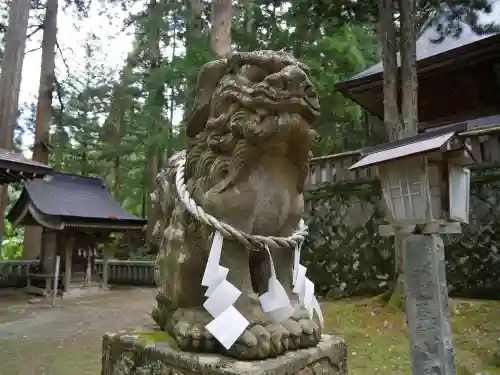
[270,246,322,351]
[224,294,289,359]
[170,307,218,352]
[169,298,290,359]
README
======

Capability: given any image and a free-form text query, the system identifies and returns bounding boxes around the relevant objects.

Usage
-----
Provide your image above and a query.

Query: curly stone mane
[183,51,320,203]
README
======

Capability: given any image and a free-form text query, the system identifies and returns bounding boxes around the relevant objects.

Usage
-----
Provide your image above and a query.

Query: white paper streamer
[293,240,303,285]
[203,280,241,318]
[202,231,249,349]
[201,230,323,350]
[201,231,228,288]
[206,305,249,350]
[292,240,324,327]
[259,246,294,323]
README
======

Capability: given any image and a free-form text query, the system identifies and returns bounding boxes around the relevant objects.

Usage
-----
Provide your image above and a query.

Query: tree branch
[55,39,70,72]
[54,77,65,126]
[27,25,43,39]
[25,46,42,54]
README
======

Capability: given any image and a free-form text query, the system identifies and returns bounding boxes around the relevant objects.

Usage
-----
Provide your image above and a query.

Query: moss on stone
[133,329,178,349]
[386,282,405,312]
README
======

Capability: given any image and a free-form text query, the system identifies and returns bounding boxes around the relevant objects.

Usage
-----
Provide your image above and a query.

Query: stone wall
[303,181,500,299]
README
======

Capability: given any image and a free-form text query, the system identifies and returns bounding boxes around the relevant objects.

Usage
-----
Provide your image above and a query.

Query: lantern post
[350,127,474,375]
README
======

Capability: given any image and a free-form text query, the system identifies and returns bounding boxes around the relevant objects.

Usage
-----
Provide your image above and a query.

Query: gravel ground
[2,288,497,375]
[0,287,156,375]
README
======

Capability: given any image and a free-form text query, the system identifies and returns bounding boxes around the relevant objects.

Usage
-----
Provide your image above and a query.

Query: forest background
[0,0,496,262]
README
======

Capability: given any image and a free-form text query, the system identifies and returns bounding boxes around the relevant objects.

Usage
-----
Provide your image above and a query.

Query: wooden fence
[94,260,155,286]
[0,259,156,288]
[0,260,38,288]
[306,151,370,190]
[305,127,500,191]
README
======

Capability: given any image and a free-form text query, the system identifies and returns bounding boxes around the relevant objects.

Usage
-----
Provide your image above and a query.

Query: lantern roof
[349,127,464,170]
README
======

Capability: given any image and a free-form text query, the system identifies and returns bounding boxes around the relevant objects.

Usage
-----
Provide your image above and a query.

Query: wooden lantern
[349,128,473,234]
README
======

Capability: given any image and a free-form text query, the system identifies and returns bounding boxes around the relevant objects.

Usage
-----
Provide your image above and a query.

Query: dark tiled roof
[0,149,52,184]
[0,149,51,168]
[341,0,500,82]
[27,172,144,221]
[8,172,146,229]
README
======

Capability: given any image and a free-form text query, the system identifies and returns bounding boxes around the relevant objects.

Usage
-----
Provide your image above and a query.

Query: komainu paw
[225,323,272,360]
[170,308,218,352]
[283,307,322,349]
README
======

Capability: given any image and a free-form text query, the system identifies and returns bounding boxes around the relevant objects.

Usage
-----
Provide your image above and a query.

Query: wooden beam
[482,136,500,163]
[102,247,110,290]
[347,58,500,124]
[0,172,11,184]
[63,235,74,296]
[342,39,500,95]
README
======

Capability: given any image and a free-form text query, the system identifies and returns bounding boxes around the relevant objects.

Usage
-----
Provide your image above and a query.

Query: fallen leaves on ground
[323,297,500,375]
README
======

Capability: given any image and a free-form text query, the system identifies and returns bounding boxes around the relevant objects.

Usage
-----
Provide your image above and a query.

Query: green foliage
[34,0,385,225]
[128,247,155,261]
[4,0,496,258]
[1,219,24,260]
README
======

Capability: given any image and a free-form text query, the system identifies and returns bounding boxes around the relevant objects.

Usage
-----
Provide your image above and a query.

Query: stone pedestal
[101,328,347,375]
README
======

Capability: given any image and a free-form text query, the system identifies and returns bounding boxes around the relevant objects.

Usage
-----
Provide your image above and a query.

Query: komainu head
[183,51,320,201]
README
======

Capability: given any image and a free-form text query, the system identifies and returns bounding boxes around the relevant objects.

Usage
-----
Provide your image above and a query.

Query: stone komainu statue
[151,51,321,360]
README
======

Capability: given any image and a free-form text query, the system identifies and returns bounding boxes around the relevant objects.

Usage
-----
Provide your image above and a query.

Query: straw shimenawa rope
[171,153,308,251]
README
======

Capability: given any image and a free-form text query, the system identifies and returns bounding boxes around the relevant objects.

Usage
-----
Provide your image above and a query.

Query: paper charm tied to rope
[259,246,294,323]
[292,240,324,326]
[202,231,249,350]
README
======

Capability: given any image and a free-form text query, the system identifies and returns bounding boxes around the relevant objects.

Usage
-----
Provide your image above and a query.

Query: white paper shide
[202,231,249,350]
[202,228,324,351]
[292,240,324,327]
[259,246,294,323]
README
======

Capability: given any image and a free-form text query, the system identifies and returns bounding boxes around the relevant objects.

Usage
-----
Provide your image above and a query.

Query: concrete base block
[101,328,347,375]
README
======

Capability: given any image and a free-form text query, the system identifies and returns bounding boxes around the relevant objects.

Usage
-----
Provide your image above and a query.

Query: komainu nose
[281,65,313,95]
[282,65,307,81]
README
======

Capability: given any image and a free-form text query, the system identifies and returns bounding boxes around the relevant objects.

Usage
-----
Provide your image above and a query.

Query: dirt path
[0,287,156,375]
